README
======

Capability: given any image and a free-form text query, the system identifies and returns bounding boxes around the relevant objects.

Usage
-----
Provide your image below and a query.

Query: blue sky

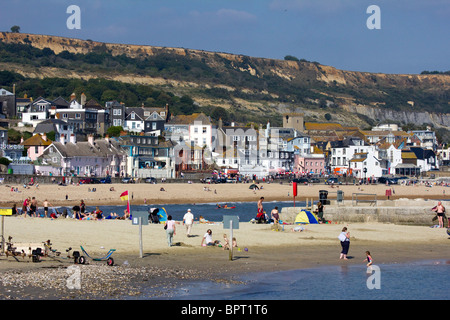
[0,0,448,74]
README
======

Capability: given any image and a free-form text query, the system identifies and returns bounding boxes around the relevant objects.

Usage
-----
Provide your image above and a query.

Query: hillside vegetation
[0,32,449,133]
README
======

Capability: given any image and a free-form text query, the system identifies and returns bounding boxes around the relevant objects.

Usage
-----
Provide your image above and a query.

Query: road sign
[223,215,239,261]
[132,211,148,225]
[223,215,239,229]
[131,211,148,258]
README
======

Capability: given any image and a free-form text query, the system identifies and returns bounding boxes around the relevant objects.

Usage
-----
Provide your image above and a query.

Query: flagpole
[127,190,131,217]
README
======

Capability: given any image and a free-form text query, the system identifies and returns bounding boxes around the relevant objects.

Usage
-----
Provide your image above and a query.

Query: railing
[352,193,377,206]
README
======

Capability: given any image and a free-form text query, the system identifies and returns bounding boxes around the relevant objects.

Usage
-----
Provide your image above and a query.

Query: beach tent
[294,210,319,224]
[159,207,168,223]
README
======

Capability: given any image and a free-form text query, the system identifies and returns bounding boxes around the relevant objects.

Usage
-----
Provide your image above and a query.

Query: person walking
[339,227,350,260]
[182,208,194,237]
[164,215,176,247]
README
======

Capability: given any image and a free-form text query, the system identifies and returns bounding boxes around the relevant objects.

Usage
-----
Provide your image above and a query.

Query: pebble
[0,263,215,299]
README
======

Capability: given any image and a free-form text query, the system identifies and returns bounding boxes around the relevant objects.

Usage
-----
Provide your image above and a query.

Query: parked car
[79,178,100,184]
[309,178,321,184]
[325,178,339,185]
[100,176,111,183]
[377,177,397,185]
[292,178,309,184]
[121,177,134,183]
[144,177,157,184]
[79,178,92,184]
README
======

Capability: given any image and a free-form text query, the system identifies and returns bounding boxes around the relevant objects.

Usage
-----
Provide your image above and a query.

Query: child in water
[364,251,373,267]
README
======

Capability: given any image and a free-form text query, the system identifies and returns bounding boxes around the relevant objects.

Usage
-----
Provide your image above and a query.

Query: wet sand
[0,215,448,299]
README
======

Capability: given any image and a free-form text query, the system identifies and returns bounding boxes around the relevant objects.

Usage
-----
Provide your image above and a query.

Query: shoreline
[0,182,449,299]
[1,182,449,207]
[0,216,448,299]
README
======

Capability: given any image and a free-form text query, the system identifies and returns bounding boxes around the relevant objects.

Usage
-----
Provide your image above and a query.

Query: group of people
[162,208,238,250]
[19,197,55,218]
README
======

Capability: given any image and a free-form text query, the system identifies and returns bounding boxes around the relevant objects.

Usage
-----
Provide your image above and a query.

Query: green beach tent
[294,210,319,224]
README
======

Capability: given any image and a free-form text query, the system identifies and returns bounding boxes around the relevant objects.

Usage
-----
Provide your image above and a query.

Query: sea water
[151,259,450,300]
[59,200,299,223]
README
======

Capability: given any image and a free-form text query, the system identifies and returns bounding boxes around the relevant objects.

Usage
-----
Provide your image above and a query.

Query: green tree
[10,25,20,33]
[106,126,123,137]
[284,55,299,62]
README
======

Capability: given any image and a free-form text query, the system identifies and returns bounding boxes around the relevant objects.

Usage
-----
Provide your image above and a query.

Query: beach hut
[294,210,319,224]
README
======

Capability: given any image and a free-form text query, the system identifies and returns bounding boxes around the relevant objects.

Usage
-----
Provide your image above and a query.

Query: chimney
[218,118,223,129]
[42,133,47,141]
[88,134,94,145]
[60,134,65,145]
[81,93,86,106]
[70,134,76,144]
[105,134,110,143]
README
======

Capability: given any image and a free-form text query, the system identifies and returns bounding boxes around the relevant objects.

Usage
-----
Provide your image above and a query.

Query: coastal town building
[37,135,127,177]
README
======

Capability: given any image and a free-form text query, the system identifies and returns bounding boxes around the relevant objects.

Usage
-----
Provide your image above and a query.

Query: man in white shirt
[183,208,194,237]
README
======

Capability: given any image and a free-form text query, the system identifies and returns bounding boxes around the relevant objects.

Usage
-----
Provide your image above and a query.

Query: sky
[0,0,448,74]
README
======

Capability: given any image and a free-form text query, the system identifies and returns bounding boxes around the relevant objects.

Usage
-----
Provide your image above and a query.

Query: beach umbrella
[249,184,258,189]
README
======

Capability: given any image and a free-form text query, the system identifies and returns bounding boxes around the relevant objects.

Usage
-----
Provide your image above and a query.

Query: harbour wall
[280,199,446,226]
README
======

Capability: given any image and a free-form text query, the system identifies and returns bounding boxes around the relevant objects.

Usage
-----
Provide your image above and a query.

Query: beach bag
[164,224,167,230]
[338,233,347,242]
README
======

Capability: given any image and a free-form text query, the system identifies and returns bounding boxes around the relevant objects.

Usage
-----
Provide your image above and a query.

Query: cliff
[0,32,449,129]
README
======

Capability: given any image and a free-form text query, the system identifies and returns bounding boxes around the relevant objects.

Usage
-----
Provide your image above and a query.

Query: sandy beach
[0,181,449,299]
[1,180,448,207]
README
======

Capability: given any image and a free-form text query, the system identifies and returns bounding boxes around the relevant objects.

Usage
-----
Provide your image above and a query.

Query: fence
[352,193,377,206]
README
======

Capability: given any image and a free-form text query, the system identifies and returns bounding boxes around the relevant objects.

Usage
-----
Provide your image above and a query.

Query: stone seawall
[280,199,445,226]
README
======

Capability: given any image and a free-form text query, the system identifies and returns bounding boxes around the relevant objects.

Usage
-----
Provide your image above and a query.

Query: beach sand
[0,182,448,299]
[1,180,448,207]
[0,215,449,299]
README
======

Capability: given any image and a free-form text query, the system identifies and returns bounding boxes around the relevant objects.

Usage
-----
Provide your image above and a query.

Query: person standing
[43,199,52,218]
[256,197,265,223]
[183,208,194,237]
[164,215,176,247]
[80,200,86,217]
[339,227,350,260]
[22,197,30,217]
[316,201,324,223]
[364,251,373,267]
[432,201,446,228]
[30,197,38,217]
[271,206,280,231]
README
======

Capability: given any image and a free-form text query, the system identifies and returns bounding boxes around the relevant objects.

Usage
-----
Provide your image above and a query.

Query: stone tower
[283,112,304,132]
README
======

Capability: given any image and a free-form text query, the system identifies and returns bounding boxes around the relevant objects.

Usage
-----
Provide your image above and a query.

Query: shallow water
[152,259,450,300]
[59,200,300,223]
